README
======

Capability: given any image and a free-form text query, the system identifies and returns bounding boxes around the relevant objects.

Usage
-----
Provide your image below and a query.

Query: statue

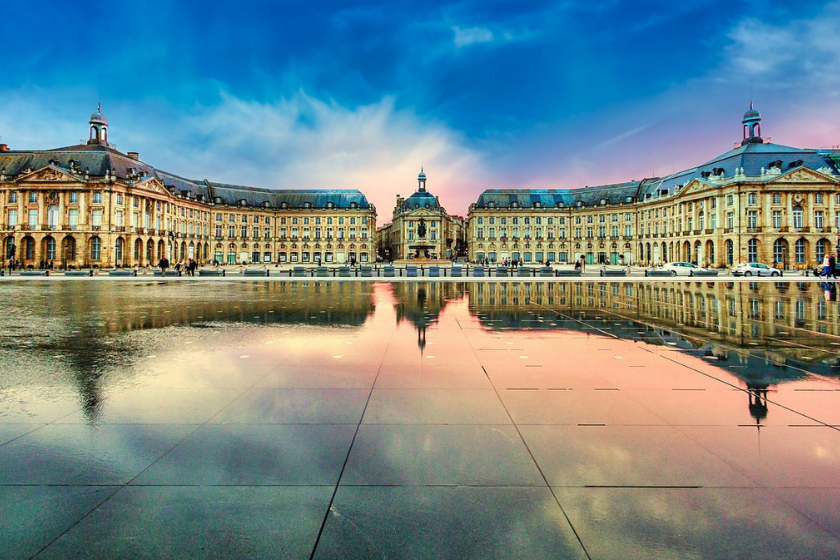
[417,217,427,239]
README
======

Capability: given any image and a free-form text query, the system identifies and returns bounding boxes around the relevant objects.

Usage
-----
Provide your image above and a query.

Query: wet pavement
[1,280,839,559]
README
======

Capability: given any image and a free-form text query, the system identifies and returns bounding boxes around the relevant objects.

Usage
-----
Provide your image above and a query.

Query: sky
[2,0,839,221]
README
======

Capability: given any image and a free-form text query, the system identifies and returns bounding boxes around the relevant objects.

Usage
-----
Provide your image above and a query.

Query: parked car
[660,262,710,277]
[732,262,782,277]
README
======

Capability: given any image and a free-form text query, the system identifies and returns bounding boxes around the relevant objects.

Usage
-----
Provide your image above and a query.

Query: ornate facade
[0,109,376,268]
[468,106,840,269]
[376,170,466,261]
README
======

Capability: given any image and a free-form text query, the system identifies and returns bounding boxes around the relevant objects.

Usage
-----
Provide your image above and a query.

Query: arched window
[795,239,806,264]
[816,239,829,263]
[792,206,804,229]
[747,239,758,262]
[90,236,101,261]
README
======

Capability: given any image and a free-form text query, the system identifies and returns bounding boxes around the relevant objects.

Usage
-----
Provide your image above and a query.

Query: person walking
[830,253,837,280]
[158,255,170,277]
[821,254,831,279]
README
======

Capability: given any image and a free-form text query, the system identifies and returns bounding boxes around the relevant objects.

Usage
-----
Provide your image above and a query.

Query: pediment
[135,177,169,195]
[772,167,836,184]
[674,178,706,197]
[17,165,84,184]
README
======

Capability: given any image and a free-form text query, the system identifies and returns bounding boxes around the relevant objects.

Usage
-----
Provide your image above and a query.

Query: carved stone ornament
[48,191,59,202]
[34,168,66,181]
[786,169,820,182]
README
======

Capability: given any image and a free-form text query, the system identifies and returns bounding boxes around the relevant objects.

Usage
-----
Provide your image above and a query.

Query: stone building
[0,109,376,269]
[468,106,840,269]
[376,169,466,261]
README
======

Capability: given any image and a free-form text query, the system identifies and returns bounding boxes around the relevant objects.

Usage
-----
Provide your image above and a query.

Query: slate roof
[399,190,442,212]
[644,142,840,197]
[0,144,373,210]
[473,142,840,209]
[473,182,643,209]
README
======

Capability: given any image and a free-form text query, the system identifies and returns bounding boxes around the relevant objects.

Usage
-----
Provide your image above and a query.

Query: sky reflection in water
[0,280,838,559]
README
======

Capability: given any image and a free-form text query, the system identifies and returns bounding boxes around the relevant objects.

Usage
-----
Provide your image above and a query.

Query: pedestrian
[175,260,183,274]
[158,255,170,277]
[830,253,837,280]
[821,254,831,278]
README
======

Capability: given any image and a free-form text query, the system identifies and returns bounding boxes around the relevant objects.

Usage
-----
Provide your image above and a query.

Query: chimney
[0,143,9,152]
[127,151,139,160]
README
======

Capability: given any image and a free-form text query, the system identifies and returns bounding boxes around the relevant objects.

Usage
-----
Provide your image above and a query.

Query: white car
[660,262,709,277]
[732,262,782,277]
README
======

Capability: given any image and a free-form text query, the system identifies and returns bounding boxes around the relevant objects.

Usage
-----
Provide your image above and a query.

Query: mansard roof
[473,142,840,210]
[399,190,442,212]
[643,142,840,197]
[473,182,644,209]
[0,144,373,210]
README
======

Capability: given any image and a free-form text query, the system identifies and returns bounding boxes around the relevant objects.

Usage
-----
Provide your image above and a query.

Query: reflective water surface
[1,280,839,559]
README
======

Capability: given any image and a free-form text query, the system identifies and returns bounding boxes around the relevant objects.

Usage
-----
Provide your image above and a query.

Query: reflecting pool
[1,280,839,559]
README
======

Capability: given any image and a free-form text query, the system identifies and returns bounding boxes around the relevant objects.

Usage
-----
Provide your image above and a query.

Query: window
[815,193,824,204]
[747,211,757,229]
[727,194,734,206]
[7,209,17,227]
[29,192,37,203]
[773,239,785,265]
[772,211,781,229]
[90,237,101,261]
[92,192,102,204]
[795,239,806,264]
[748,239,758,263]
[215,225,222,237]
[727,213,734,229]
[710,214,717,229]
[772,193,781,205]
[815,211,824,229]
[792,206,804,229]
[747,192,757,205]
[28,209,37,227]
[116,193,123,205]
[47,205,58,228]
[69,209,78,229]
[8,192,17,203]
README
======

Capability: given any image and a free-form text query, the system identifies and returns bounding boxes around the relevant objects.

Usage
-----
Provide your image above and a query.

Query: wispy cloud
[723,2,840,88]
[593,123,653,150]
[452,26,495,47]
[148,91,488,217]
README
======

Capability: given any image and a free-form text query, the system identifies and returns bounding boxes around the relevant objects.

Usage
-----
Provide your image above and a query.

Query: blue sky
[2,0,839,217]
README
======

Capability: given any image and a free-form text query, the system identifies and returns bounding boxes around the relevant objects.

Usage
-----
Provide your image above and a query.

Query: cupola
[741,102,763,145]
[87,103,110,147]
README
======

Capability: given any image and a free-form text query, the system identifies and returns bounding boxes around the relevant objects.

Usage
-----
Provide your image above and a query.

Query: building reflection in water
[465,280,840,426]
[1,280,837,426]
[0,281,376,422]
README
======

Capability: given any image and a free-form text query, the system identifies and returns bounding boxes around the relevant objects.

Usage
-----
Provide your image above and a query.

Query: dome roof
[90,104,108,125]
[418,170,426,180]
[743,103,760,122]
[400,190,440,211]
